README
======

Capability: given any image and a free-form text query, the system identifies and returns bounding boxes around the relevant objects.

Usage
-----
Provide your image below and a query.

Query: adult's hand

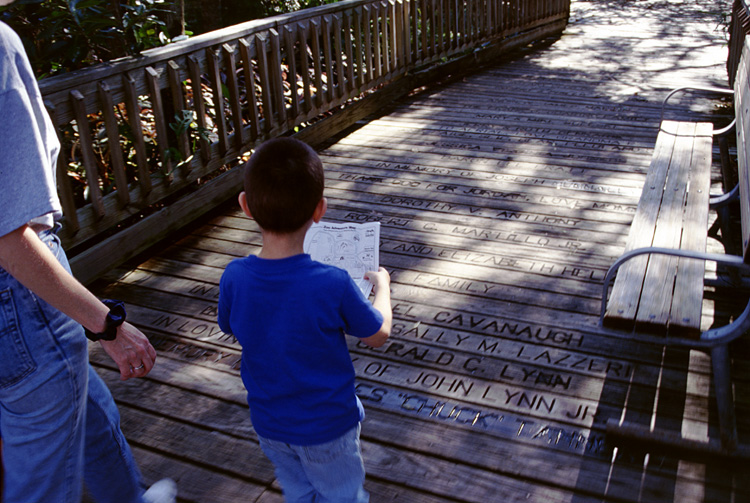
[100,322,157,380]
[0,225,159,379]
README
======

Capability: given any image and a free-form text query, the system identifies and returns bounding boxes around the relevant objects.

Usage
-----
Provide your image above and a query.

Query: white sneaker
[143,478,177,503]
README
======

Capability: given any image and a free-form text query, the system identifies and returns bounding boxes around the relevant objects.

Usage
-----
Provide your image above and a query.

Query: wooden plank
[186,55,212,164]
[121,407,276,484]
[429,0,437,58]
[437,0,445,56]
[635,122,698,331]
[604,121,681,328]
[128,447,272,503]
[737,40,750,261]
[46,104,80,232]
[166,60,191,169]
[380,2,391,74]
[389,0,398,71]
[371,4,382,79]
[322,131,650,185]
[353,8,365,90]
[268,29,287,129]
[309,19,325,112]
[297,24,314,114]
[255,33,275,133]
[344,13,356,94]
[333,15,347,99]
[222,44,245,152]
[70,89,105,218]
[321,16,335,103]
[145,66,174,181]
[206,48,229,155]
[670,122,713,335]
[284,26,301,120]
[402,0,413,66]
[97,82,131,206]
[420,0,428,61]
[238,38,262,140]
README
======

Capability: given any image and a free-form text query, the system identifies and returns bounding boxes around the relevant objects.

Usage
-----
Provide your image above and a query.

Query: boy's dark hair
[244,137,324,233]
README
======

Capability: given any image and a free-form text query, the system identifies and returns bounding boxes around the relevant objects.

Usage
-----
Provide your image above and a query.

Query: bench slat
[670,122,712,336]
[603,122,678,326]
[737,49,750,261]
[636,122,698,331]
[604,120,713,335]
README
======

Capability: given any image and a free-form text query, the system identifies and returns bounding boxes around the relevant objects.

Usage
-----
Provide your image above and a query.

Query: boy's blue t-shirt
[217,253,383,445]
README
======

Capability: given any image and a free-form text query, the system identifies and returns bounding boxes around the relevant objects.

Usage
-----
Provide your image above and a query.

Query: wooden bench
[602,119,714,336]
[600,38,750,458]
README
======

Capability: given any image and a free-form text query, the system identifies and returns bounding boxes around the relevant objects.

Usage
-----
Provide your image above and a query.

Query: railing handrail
[39,0,376,96]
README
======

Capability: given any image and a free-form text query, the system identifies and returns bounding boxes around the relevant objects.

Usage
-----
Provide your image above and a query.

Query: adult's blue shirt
[0,21,62,237]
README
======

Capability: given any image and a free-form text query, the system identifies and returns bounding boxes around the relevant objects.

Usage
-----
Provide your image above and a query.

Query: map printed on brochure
[303,221,380,297]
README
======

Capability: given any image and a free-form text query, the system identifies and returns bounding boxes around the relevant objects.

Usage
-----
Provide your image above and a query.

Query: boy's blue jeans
[0,228,145,503]
[258,424,369,503]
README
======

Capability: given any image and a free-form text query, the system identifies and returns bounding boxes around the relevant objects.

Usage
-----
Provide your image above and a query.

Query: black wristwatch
[84,299,126,341]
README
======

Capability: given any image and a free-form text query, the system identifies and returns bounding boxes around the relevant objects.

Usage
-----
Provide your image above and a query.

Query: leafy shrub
[0,0,172,78]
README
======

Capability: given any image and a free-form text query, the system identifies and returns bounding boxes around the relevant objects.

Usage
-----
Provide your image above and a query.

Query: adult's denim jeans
[258,424,369,503]
[0,228,145,503]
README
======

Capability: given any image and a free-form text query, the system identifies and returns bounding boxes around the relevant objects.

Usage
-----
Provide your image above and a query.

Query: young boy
[217,137,392,503]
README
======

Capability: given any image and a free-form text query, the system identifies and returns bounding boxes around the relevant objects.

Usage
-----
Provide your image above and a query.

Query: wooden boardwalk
[89,1,749,501]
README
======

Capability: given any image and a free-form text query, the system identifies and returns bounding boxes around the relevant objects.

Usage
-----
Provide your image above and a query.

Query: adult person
[0,4,176,502]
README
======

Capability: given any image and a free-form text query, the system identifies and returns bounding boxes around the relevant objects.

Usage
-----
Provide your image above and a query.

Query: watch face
[109,303,126,324]
[104,300,127,326]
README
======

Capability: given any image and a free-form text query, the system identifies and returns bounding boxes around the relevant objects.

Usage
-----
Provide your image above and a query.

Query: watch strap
[84,299,126,341]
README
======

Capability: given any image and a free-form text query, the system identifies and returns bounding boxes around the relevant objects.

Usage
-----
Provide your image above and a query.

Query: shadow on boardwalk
[89,0,749,501]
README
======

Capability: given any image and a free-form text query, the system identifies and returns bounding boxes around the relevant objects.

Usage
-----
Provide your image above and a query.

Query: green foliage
[0,0,338,77]
[0,0,172,78]
[122,0,171,51]
[261,0,339,16]
[165,109,211,175]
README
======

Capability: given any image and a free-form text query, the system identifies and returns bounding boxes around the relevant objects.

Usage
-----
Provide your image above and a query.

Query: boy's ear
[238,192,252,218]
[312,197,327,223]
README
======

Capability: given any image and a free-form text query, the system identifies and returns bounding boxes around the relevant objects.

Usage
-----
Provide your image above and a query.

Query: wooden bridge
[54,0,748,501]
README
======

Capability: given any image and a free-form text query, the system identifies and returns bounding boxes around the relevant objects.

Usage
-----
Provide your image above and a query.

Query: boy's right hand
[362,267,392,348]
[365,267,390,293]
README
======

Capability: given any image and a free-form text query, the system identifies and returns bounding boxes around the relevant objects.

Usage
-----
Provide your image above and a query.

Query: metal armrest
[660,86,735,134]
[600,247,750,347]
[710,184,740,209]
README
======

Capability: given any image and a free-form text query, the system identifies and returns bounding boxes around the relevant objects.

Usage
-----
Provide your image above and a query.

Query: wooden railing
[728,0,750,87]
[41,0,570,283]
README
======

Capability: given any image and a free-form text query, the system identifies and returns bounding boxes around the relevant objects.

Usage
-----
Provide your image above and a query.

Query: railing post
[222,44,245,152]
[283,26,301,120]
[297,24,314,114]
[255,33,274,133]
[46,103,80,232]
[186,55,211,164]
[122,71,152,195]
[238,38,262,141]
[206,48,228,155]
[309,19,325,112]
[166,60,192,171]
